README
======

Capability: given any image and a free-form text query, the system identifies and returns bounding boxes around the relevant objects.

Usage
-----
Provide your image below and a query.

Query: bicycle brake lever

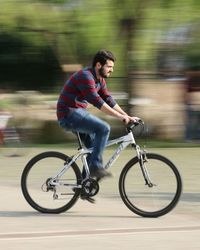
[131,119,143,126]
[126,119,144,131]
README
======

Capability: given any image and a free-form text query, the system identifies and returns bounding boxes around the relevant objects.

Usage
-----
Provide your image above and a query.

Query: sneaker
[80,193,95,204]
[90,168,112,179]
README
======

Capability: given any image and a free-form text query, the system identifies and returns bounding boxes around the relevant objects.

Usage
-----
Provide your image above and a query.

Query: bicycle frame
[21,118,182,216]
[52,130,140,182]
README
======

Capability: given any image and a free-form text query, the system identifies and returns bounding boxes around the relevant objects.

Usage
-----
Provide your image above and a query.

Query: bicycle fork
[135,145,155,187]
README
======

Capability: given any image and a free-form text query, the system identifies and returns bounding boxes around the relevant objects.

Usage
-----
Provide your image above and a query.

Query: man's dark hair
[92,50,115,67]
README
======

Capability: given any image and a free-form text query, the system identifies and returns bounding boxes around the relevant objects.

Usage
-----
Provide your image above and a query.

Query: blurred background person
[184,70,200,142]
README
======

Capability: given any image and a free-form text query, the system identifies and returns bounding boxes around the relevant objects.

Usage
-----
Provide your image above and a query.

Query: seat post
[76,132,84,149]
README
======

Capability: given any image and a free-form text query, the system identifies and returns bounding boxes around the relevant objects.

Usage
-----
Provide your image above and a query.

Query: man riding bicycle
[57,50,139,181]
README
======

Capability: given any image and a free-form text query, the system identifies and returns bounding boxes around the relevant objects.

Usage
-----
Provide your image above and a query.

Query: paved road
[0,147,199,250]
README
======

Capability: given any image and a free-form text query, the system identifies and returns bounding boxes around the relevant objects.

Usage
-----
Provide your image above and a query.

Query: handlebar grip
[126,119,144,129]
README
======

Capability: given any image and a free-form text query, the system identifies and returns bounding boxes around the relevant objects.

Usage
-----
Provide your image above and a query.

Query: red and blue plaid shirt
[57,67,116,120]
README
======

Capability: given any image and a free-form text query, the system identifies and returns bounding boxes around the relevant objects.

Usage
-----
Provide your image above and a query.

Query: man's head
[92,50,115,78]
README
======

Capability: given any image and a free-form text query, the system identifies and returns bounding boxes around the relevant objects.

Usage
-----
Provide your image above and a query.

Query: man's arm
[113,103,128,116]
[100,102,132,124]
[101,102,140,124]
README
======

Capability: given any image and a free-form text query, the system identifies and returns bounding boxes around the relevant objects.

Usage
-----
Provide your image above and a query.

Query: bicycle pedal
[80,194,95,204]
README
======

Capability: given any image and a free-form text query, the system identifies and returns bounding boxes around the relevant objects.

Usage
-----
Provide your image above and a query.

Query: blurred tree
[111,0,152,112]
[39,0,68,3]
[0,32,62,91]
[0,1,66,91]
[1,0,200,92]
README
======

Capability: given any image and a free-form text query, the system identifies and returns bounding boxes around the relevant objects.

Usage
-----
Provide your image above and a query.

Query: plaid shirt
[57,67,116,120]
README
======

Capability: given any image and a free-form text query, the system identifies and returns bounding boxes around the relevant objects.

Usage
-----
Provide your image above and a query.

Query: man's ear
[96,62,102,69]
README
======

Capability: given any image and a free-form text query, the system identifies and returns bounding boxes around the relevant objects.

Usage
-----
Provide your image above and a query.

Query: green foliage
[1,0,200,90]
[38,0,69,3]
[0,32,62,90]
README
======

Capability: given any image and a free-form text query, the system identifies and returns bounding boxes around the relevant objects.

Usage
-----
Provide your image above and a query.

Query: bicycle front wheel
[21,151,82,213]
[119,153,182,217]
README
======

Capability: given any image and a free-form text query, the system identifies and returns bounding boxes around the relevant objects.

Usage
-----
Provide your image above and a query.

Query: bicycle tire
[21,151,82,213]
[119,153,182,217]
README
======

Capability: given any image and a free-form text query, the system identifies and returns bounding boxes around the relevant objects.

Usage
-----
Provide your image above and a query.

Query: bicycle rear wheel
[119,153,182,217]
[21,151,82,213]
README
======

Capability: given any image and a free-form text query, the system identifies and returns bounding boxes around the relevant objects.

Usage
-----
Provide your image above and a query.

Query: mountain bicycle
[21,120,182,217]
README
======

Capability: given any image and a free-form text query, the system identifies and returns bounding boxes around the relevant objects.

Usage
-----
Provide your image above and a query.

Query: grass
[27,138,200,149]
[136,138,200,148]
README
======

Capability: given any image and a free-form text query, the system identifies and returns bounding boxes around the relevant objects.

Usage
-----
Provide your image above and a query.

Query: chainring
[81,178,99,197]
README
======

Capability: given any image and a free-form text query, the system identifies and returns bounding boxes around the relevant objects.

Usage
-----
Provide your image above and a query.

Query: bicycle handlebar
[126,119,144,131]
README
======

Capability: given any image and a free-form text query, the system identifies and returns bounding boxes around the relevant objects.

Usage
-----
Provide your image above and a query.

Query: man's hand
[129,116,141,123]
[120,115,141,125]
[121,115,130,125]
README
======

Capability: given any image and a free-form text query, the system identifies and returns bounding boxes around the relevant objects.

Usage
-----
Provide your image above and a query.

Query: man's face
[99,60,114,78]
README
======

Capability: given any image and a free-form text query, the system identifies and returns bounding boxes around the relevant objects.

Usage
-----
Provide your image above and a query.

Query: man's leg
[76,112,110,174]
[59,108,110,176]
[59,109,111,203]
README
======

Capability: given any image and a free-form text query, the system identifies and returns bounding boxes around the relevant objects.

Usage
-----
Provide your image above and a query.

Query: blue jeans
[58,108,110,172]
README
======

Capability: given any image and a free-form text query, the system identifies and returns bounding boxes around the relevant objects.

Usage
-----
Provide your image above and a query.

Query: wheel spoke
[21,152,82,213]
[119,153,182,217]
